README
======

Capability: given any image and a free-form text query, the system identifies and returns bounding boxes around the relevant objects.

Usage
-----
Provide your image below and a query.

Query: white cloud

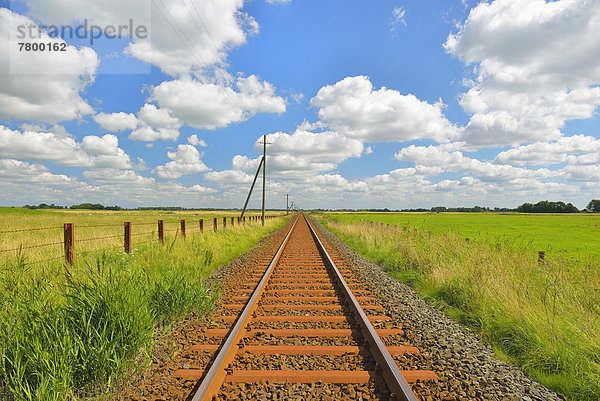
[154,144,210,179]
[395,144,555,183]
[266,0,292,4]
[137,103,181,128]
[204,169,252,185]
[208,127,364,187]
[495,135,600,166]
[128,103,182,142]
[311,76,459,143]
[83,168,155,185]
[446,0,600,147]
[189,184,217,193]
[188,135,207,147]
[0,125,131,169]
[561,165,600,183]
[129,125,180,142]
[148,75,286,130]
[259,129,363,166]
[0,159,79,186]
[24,0,258,77]
[93,112,139,132]
[0,9,99,123]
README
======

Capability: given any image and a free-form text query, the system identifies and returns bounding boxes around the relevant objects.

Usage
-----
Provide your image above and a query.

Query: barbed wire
[77,223,124,228]
[78,234,122,243]
[0,226,61,234]
[131,231,156,237]
[0,241,64,253]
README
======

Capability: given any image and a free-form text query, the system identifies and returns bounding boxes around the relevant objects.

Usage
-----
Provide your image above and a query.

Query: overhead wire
[179,0,219,63]
[151,0,207,67]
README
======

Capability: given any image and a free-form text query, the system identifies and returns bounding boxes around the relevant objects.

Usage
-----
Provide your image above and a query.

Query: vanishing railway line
[174,214,438,400]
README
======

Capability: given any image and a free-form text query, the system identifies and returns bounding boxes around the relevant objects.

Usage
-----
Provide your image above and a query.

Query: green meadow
[318,212,600,401]
[326,212,600,261]
[0,207,286,400]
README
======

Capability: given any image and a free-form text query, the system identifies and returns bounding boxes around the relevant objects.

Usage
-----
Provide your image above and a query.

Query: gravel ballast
[117,216,566,400]
[310,217,564,401]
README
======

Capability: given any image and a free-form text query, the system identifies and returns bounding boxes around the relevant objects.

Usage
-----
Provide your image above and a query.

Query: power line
[179,0,219,63]
[151,0,206,68]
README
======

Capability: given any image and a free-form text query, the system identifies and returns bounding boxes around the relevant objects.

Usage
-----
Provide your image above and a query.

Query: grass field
[318,212,600,401]
[0,208,287,400]
[324,212,600,261]
[0,208,273,267]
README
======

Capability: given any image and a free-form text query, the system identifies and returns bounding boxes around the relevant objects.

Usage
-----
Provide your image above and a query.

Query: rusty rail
[189,213,428,400]
[305,216,418,401]
[191,214,300,401]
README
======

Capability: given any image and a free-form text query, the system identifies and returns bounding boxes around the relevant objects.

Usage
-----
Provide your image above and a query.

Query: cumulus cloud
[259,129,363,166]
[0,8,99,123]
[446,0,600,146]
[207,128,364,187]
[154,144,210,179]
[188,135,208,147]
[83,168,155,185]
[24,0,258,77]
[395,144,555,183]
[128,104,182,142]
[93,112,139,132]
[311,76,459,143]
[0,159,79,186]
[494,135,600,166]
[148,75,286,130]
[204,169,252,185]
[0,125,131,169]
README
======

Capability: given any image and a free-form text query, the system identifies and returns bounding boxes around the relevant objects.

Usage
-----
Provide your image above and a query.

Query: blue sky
[0,0,599,209]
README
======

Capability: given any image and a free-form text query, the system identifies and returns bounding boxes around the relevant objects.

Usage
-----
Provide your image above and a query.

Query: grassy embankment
[318,212,600,401]
[0,208,286,400]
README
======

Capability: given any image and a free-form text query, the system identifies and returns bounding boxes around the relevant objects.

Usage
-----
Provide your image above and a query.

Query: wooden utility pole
[286,194,289,215]
[262,134,266,226]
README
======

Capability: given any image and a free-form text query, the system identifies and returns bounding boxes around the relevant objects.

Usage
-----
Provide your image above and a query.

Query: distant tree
[70,203,121,210]
[587,199,600,213]
[431,206,447,213]
[517,200,579,213]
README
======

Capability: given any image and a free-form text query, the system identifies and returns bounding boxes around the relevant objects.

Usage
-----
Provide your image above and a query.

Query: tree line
[23,203,122,211]
[20,199,600,213]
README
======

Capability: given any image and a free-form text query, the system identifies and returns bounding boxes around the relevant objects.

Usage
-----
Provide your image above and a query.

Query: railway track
[174,214,438,400]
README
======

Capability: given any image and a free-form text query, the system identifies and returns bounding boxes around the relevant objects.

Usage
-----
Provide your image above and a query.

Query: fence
[0,215,280,267]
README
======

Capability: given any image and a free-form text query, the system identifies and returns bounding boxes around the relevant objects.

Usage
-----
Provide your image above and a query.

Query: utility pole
[262,134,266,226]
[286,194,289,215]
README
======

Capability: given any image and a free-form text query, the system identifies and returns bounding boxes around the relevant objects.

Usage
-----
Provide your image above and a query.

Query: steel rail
[304,214,418,401]
[191,214,300,401]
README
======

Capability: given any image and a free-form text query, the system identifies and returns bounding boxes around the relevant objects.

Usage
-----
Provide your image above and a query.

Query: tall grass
[0,216,285,400]
[320,217,600,400]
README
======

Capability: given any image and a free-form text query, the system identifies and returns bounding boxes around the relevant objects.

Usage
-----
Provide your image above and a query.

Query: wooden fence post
[64,223,74,265]
[180,219,186,239]
[199,219,204,233]
[158,220,164,244]
[223,217,227,229]
[243,216,246,225]
[213,218,217,232]
[238,217,241,225]
[124,222,131,253]
[538,251,545,263]
[231,217,235,226]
